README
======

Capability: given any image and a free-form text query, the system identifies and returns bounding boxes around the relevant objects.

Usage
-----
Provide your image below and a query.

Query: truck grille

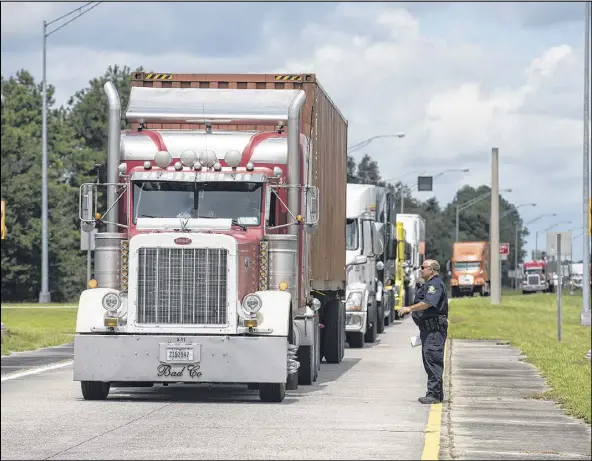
[527,275,539,286]
[136,247,228,325]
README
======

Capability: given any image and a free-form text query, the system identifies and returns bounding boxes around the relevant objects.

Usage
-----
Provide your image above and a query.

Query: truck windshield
[453,262,481,272]
[525,268,544,274]
[133,181,263,225]
[346,218,358,250]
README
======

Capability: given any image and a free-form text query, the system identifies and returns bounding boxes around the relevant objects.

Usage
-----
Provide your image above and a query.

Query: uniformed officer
[398,259,448,404]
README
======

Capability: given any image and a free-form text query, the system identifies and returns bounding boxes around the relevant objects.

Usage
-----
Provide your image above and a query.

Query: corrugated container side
[129,72,347,287]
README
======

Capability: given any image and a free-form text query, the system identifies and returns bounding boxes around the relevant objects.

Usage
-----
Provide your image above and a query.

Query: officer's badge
[427,285,436,294]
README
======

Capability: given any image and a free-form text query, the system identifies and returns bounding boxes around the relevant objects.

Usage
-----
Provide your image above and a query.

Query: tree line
[0,66,529,302]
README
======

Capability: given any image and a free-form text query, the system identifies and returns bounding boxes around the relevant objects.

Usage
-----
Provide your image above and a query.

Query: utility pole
[581,0,591,327]
[455,205,460,242]
[39,2,102,303]
[490,147,501,305]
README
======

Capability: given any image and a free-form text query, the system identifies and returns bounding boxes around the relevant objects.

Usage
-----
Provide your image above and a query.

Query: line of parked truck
[73,72,427,403]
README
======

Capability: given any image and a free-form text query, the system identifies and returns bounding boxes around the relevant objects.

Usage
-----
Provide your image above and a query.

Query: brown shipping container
[130,72,348,290]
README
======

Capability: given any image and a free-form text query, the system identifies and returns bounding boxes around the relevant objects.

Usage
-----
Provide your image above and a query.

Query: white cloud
[1,2,589,259]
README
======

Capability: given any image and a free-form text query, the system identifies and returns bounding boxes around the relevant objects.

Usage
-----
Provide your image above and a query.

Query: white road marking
[1,360,73,382]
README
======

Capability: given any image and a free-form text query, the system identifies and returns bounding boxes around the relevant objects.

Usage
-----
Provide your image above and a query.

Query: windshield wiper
[197,215,247,231]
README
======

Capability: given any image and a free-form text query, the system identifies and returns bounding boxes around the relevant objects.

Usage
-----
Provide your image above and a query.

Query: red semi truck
[74,73,348,403]
[522,260,556,294]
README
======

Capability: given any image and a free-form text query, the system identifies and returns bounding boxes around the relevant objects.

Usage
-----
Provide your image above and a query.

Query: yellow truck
[392,222,408,318]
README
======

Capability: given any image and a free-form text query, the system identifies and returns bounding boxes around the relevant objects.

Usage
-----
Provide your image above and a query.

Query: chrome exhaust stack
[104,81,121,233]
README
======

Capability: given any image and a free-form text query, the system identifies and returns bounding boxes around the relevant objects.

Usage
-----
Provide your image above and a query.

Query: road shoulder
[440,339,591,460]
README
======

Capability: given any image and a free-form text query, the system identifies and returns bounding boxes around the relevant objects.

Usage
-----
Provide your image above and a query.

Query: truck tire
[388,297,394,325]
[297,346,314,385]
[81,381,110,400]
[377,299,385,334]
[364,297,378,343]
[322,297,345,364]
[347,332,364,348]
[259,383,285,402]
[286,308,299,390]
[314,316,321,381]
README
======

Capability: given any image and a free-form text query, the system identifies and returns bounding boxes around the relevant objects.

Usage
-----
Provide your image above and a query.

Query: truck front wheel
[259,383,285,402]
[81,381,110,400]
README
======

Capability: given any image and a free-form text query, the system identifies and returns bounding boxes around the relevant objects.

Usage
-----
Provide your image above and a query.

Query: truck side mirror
[354,255,368,265]
[372,222,384,257]
[446,260,451,272]
[79,183,96,233]
[304,186,319,233]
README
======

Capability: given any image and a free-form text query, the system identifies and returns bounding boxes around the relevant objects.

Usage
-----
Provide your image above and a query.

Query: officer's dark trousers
[420,328,447,400]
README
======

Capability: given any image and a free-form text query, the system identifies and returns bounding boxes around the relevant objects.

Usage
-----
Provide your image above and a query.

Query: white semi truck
[345,184,384,347]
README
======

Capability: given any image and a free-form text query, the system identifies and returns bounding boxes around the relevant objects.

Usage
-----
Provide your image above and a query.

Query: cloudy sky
[1,1,590,260]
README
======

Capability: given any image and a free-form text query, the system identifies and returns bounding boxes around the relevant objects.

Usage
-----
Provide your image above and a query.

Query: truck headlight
[346,292,363,311]
[242,294,262,314]
[102,292,121,312]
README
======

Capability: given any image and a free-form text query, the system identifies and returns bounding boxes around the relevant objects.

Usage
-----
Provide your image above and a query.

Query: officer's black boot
[418,394,441,404]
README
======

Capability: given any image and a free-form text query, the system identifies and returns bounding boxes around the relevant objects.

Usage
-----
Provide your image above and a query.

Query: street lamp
[500,203,536,220]
[347,133,405,154]
[455,188,512,242]
[397,168,470,214]
[39,2,101,303]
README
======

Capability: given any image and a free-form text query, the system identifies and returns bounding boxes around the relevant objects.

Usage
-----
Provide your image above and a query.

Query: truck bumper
[458,284,475,293]
[346,312,366,333]
[73,334,287,384]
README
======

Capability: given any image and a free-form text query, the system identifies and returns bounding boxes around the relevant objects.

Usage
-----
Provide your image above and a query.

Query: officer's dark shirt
[412,275,448,324]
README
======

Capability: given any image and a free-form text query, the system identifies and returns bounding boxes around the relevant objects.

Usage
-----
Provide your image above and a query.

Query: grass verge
[449,292,591,425]
[1,308,77,356]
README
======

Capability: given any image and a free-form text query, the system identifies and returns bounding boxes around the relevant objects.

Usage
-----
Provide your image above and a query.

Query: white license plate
[166,346,194,362]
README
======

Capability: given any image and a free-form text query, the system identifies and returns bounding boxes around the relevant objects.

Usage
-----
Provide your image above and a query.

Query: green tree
[1,70,94,301]
[347,155,358,183]
[355,154,382,184]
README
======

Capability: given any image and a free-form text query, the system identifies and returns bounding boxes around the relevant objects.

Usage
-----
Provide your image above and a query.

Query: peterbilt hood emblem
[177,212,191,231]
[174,237,192,245]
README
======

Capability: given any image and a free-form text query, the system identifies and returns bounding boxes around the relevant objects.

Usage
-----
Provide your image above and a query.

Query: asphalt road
[1,317,433,460]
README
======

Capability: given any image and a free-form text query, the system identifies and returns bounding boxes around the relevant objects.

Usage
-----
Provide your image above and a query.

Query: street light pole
[347,133,405,154]
[581,0,591,326]
[39,2,101,303]
[515,225,519,290]
[491,148,501,305]
[39,20,50,303]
